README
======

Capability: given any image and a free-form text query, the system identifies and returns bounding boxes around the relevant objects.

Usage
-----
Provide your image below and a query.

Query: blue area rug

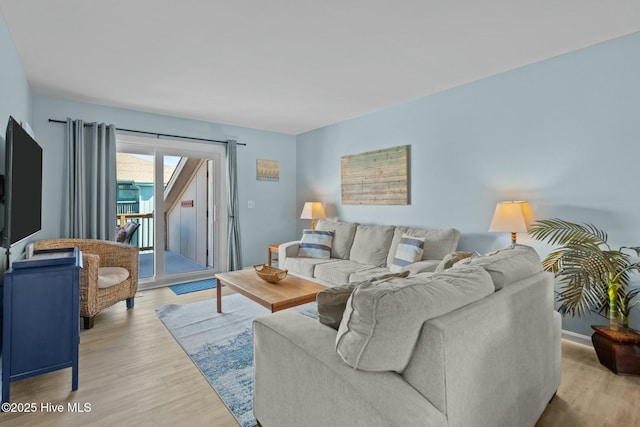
[169,278,217,295]
[156,295,317,427]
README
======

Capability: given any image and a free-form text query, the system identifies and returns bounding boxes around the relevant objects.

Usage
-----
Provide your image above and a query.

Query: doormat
[169,278,217,295]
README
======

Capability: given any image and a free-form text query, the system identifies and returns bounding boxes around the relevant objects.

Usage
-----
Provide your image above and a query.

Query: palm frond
[529,218,608,248]
[556,274,607,316]
[617,287,640,318]
[548,243,617,278]
[622,246,640,257]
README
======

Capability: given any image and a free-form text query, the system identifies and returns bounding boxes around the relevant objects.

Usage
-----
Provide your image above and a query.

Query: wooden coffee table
[215,269,326,313]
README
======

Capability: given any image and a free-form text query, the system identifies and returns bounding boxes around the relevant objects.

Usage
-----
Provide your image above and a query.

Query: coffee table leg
[217,278,222,313]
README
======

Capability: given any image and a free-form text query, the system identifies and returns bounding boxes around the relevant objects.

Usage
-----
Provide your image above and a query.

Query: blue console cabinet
[2,248,82,404]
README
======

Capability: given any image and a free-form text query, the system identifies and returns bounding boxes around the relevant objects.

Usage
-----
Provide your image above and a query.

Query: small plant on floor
[529,218,640,329]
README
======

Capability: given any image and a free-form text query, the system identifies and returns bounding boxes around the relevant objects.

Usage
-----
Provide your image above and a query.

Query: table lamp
[489,201,534,248]
[300,202,325,230]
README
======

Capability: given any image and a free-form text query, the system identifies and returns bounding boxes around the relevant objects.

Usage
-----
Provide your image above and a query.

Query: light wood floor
[1,286,639,427]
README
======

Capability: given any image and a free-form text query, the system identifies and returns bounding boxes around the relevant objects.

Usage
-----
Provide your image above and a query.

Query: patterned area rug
[156,295,317,427]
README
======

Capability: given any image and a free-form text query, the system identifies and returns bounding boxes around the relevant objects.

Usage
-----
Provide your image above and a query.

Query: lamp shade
[300,202,326,230]
[489,201,534,248]
[300,202,326,220]
[489,201,534,233]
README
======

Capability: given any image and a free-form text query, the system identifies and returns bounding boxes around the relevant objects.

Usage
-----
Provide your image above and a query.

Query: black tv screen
[3,116,43,246]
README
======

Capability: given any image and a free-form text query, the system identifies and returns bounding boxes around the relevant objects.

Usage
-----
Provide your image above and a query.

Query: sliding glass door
[116,149,156,279]
[116,136,226,288]
[163,155,215,277]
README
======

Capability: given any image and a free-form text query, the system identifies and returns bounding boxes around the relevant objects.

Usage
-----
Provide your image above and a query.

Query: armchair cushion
[98,267,130,289]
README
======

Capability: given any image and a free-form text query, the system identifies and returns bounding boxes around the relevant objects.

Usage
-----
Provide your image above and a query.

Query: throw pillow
[317,284,357,330]
[336,265,495,372]
[297,229,334,259]
[390,234,425,273]
[453,245,543,290]
[435,251,476,272]
[317,271,410,330]
[115,227,127,243]
[315,219,358,259]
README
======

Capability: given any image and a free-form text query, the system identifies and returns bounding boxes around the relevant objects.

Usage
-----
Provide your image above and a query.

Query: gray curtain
[66,119,117,240]
[226,139,242,270]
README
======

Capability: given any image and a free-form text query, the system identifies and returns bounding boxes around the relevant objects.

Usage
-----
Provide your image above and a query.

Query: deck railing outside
[118,213,154,251]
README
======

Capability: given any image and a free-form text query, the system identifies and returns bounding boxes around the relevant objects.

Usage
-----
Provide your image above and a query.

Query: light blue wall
[31,95,298,268]
[0,14,31,126]
[296,32,640,336]
[0,12,33,263]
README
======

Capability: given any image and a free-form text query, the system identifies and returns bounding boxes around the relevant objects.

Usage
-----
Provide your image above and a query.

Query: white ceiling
[1,1,639,135]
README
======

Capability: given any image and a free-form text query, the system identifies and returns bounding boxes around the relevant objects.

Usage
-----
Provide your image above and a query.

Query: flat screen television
[1,116,43,250]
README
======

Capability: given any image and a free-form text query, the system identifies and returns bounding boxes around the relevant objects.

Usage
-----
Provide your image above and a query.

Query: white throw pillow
[390,234,425,272]
[297,229,334,259]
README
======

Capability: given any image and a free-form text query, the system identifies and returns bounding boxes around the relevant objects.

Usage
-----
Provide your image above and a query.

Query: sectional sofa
[278,219,461,286]
[254,220,561,427]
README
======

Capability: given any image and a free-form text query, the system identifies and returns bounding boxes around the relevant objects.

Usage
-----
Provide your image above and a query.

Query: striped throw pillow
[390,234,426,272]
[298,230,334,259]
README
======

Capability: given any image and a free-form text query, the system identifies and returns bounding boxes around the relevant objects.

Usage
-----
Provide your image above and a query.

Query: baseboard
[561,329,593,347]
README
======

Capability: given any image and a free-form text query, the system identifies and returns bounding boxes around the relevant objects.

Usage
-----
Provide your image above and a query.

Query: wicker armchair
[34,238,139,329]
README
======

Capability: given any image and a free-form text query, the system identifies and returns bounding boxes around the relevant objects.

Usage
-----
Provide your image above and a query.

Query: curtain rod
[47,119,246,146]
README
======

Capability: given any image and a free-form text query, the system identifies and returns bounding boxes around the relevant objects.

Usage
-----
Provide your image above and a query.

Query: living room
[1,2,640,426]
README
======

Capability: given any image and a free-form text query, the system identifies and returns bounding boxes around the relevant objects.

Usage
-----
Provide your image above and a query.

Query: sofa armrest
[254,311,446,427]
[402,271,560,426]
[278,241,300,266]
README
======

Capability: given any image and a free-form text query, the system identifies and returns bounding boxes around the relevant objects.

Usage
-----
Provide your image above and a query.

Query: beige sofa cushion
[454,245,542,290]
[316,219,358,259]
[349,266,393,282]
[335,265,494,372]
[314,260,380,286]
[284,257,336,277]
[349,225,395,267]
[387,227,460,267]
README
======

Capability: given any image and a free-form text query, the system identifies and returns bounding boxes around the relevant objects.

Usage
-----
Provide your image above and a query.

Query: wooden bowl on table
[253,264,288,283]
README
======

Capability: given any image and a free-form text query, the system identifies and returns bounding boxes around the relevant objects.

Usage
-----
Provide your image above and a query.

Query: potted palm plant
[528,218,640,329]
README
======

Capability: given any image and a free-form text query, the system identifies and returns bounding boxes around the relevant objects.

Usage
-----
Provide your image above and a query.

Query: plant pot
[591,325,640,375]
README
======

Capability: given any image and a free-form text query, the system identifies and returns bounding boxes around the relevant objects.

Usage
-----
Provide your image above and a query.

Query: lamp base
[510,232,517,248]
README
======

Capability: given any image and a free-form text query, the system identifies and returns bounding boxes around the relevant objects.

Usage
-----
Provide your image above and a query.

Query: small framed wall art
[256,159,279,181]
